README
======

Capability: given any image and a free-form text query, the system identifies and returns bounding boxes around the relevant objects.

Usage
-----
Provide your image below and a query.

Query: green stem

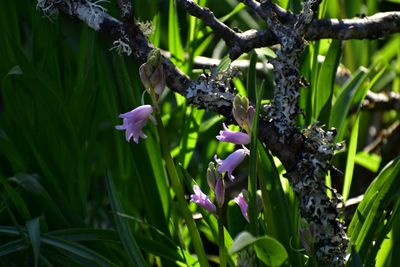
[154,109,209,267]
[217,208,227,267]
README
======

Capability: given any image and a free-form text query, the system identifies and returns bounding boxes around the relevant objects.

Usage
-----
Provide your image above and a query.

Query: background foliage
[0,0,399,266]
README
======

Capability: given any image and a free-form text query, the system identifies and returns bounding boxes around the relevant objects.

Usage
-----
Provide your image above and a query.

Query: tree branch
[232,11,400,58]
[177,1,400,59]
[362,91,400,111]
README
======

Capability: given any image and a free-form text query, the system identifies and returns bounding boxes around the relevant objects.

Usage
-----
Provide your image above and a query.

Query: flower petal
[116,105,153,144]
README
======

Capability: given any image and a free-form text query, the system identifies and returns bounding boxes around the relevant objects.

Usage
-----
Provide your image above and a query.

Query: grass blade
[342,115,360,202]
[26,217,41,267]
[348,157,400,262]
[106,174,147,267]
[314,40,342,123]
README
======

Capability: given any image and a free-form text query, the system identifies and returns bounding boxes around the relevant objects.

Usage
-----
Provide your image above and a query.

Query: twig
[362,91,400,111]
[364,121,400,153]
[239,0,293,23]
[233,11,400,58]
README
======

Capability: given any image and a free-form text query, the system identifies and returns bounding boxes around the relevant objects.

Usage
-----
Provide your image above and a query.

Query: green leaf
[376,204,400,267]
[254,237,288,266]
[150,12,161,47]
[314,40,342,122]
[0,239,27,257]
[106,174,147,267]
[348,157,400,263]
[248,53,260,234]
[168,0,185,65]
[342,115,360,202]
[26,217,41,267]
[354,152,381,173]
[219,3,246,23]
[257,142,303,266]
[0,226,119,266]
[217,55,232,72]
[9,173,69,227]
[329,67,369,141]
[230,232,288,266]
[0,178,30,221]
[40,235,118,267]
[348,246,363,267]
[230,232,258,254]
[178,108,204,169]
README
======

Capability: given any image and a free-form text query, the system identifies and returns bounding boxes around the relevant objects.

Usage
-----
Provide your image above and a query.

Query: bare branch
[364,121,400,153]
[233,12,400,58]
[362,91,400,111]
[239,0,293,23]
[309,12,400,40]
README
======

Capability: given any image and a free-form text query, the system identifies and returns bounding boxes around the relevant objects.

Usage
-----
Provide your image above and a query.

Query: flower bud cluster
[115,49,166,144]
[191,95,254,221]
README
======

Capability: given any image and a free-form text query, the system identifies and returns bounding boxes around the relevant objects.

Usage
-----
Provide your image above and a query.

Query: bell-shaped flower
[115,105,154,144]
[215,147,250,181]
[234,192,249,222]
[216,123,251,145]
[190,185,216,213]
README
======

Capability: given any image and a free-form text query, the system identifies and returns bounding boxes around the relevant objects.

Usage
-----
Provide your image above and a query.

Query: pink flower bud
[234,192,249,222]
[139,49,166,96]
[232,95,255,133]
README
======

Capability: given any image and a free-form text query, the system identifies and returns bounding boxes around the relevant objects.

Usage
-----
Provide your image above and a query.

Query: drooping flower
[234,192,249,222]
[190,185,216,213]
[115,105,154,144]
[214,148,250,181]
[216,123,251,145]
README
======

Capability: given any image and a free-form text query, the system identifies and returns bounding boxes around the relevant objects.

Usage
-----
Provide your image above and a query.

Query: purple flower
[215,148,250,181]
[115,105,154,144]
[216,123,251,145]
[234,192,249,222]
[190,185,216,213]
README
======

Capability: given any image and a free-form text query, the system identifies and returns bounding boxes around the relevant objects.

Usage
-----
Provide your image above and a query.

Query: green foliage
[230,231,288,266]
[0,0,399,266]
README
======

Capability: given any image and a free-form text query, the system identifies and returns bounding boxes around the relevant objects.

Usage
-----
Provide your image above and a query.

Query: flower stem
[154,109,209,267]
[218,208,227,267]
